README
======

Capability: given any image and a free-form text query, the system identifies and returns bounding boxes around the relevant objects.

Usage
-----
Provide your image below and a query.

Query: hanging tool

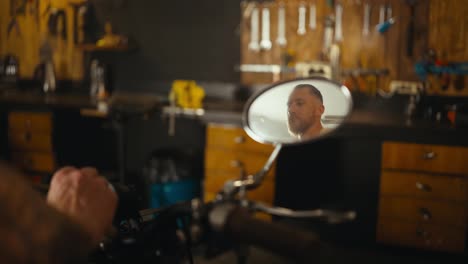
[28,0,36,16]
[386,3,392,19]
[362,2,370,36]
[260,5,272,50]
[34,0,40,23]
[297,2,306,35]
[378,4,386,25]
[309,1,316,30]
[323,16,334,55]
[42,0,52,17]
[406,0,417,57]
[334,3,343,42]
[7,18,21,38]
[7,0,22,38]
[9,0,16,16]
[276,2,287,47]
[248,5,260,51]
[70,1,88,44]
[330,44,341,80]
[376,2,395,34]
[376,17,395,34]
[12,0,27,14]
[48,9,68,40]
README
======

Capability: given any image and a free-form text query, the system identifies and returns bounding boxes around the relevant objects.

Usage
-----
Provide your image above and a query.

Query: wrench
[260,6,272,50]
[379,4,386,24]
[363,2,370,36]
[276,3,287,47]
[297,3,306,35]
[7,0,22,38]
[248,6,260,51]
[323,16,334,54]
[309,2,316,30]
[386,4,392,20]
[334,3,343,42]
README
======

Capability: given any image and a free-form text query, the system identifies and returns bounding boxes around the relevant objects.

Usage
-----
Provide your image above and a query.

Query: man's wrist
[45,209,95,264]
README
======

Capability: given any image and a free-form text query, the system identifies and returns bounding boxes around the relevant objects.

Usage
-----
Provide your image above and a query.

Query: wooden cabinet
[8,111,56,176]
[8,112,53,133]
[204,123,276,206]
[377,141,468,252]
[380,171,467,202]
[377,220,466,252]
[11,151,55,173]
[381,142,468,175]
[9,131,53,151]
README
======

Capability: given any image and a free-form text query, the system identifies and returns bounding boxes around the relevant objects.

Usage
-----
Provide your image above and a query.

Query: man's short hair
[294,84,323,103]
[294,84,323,104]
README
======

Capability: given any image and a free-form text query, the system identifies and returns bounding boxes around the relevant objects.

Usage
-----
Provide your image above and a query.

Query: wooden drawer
[206,124,273,154]
[205,148,275,177]
[380,171,467,202]
[8,130,53,151]
[377,219,466,252]
[382,142,468,175]
[8,112,52,133]
[378,197,467,228]
[11,152,55,173]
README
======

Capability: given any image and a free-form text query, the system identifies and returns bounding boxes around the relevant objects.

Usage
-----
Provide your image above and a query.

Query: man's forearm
[0,163,93,263]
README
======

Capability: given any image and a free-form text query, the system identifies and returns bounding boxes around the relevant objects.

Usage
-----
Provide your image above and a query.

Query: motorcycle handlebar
[223,207,324,263]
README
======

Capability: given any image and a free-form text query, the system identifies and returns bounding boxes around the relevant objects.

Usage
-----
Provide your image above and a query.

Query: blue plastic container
[149,178,200,209]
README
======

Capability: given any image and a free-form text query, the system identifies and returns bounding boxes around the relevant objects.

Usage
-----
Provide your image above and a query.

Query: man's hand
[47,167,118,246]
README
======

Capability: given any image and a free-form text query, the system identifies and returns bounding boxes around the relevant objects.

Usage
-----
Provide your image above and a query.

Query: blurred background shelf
[77,44,130,52]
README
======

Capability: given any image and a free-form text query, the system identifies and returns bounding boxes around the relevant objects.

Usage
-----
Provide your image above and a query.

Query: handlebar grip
[224,207,323,263]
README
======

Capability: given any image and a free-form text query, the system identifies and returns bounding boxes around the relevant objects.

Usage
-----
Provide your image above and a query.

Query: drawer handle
[419,208,432,221]
[230,160,244,168]
[416,182,432,192]
[23,157,33,167]
[234,136,246,144]
[422,151,437,160]
[25,119,32,129]
[416,228,430,238]
[23,133,31,142]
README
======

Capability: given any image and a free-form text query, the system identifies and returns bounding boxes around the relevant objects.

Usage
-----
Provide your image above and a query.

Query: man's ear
[316,104,325,115]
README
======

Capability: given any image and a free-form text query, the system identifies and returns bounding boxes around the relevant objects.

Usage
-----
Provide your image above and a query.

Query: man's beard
[288,115,313,137]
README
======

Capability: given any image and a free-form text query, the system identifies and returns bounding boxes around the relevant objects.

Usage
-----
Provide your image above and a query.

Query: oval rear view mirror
[243,78,352,145]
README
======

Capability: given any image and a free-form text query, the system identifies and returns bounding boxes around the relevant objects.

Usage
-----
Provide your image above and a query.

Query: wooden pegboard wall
[239,0,468,97]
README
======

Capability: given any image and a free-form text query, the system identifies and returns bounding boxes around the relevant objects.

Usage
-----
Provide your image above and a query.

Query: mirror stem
[221,144,282,199]
[250,144,282,188]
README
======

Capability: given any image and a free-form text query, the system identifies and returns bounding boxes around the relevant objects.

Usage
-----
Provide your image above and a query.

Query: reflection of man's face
[287,87,324,137]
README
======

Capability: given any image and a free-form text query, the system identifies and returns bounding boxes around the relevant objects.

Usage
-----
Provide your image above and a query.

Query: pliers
[7,17,21,38]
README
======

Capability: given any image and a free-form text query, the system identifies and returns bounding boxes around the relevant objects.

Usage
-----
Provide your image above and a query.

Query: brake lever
[325,210,357,224]
[252,202,356,224]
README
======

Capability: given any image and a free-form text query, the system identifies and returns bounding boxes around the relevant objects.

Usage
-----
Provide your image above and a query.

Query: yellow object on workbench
[96,22,127,48]
[169,80,205,109]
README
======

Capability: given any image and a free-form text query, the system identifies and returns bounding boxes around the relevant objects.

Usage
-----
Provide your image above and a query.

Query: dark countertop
[1,89,467,145]
[0,89,243,115]
[336,110,468,145]
[199,101,468,145]
[0,90,97,109]
[0,90,165,112]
